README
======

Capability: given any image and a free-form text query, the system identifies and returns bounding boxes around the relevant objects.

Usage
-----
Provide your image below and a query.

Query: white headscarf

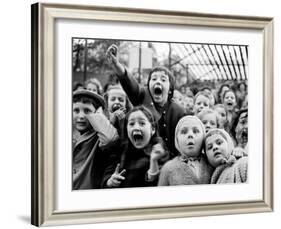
[174,115,206,153]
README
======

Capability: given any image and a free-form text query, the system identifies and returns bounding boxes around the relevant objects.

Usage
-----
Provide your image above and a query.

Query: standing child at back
[106,45,185,158]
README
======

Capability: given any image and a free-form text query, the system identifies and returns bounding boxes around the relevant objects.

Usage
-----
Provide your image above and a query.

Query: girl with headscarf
[158,116,213,186]
[205,129,248,184]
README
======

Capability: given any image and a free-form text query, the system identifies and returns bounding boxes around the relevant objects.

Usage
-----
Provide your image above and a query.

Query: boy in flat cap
[72,90,118,189]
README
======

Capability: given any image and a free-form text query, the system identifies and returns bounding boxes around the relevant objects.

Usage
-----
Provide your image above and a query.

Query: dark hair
[147,66,175,101]
[73,96,99,109]
[119,106,168,167]
[73,82,84,91]
[222,89,237,102]
[122,106,158,145]
[230,108,248,142]
[218,83,230,103]
[237,82,247,91]
[73,95,111,122]
[200,86,212,93]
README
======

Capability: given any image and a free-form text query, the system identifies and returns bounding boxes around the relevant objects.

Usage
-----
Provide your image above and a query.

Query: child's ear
[151,126,156,136]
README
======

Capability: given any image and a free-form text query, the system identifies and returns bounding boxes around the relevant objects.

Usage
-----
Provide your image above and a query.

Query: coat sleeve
[157,163,170,186]
[117,69,145,106]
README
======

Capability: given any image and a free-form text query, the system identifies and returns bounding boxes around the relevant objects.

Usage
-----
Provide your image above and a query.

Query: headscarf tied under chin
[174,115,206,153]
[205,128,235,161]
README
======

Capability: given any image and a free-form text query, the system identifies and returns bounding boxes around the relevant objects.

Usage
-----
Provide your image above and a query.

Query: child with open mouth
[158,116,213,186]
[102,106,168,188]
[104,84,132,135]
[223,89,238,132]
[230,109,248,158]
[205,128,248,184]
[106,44,185,158]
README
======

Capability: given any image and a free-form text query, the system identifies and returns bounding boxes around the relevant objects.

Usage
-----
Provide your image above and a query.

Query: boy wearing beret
[72,90,118,189]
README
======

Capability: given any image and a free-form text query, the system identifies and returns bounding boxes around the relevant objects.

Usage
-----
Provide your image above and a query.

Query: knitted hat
[205,128,234,157]
[174,115,206,153]
[73,89,105,109]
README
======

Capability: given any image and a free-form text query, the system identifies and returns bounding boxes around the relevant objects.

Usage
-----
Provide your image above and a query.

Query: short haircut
[197,108,219,127]
[147,66,175,100]
[194,91,211,103]
[73,89,105,109]
[85,78,102,94]
[222,89,237,101]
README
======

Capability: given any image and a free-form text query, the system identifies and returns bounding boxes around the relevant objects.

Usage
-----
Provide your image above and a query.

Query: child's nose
[134,123,141,129]
[213,144,218,151]
[187,132,194,138]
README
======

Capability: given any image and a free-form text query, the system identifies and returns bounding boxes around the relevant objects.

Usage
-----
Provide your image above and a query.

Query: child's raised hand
[150,143,166,161]
[86,107,119,145]
[106,164,126,188]
[106,44,125,76]
[114,107,126,120]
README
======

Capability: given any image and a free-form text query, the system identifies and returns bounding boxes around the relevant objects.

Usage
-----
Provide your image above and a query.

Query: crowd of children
[72,44,248,190]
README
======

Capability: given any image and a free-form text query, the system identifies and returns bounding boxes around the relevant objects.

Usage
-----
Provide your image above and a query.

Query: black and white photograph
[72,39,248,190]
[30,2,274,226]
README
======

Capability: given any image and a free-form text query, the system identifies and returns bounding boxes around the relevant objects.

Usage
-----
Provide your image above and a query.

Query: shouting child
[104,84,132,135]
[102,106,168,188]
[106,45,185,158]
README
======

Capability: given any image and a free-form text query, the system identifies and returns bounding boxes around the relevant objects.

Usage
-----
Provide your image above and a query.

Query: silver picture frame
[31,2,274,226]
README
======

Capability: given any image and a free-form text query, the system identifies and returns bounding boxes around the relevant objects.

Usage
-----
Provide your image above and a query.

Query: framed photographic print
[31,2,274,227]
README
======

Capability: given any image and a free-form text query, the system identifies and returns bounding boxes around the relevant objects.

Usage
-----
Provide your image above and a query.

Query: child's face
[220,86,229,101]
[223,91,236,111]
[127,110,155,149]
[214,107,227,128]
[173,91,184,107]
[86,83,98,94]
[73,102,96,133]
[107,88,126,113]
[201,113,217,134]
[205,134,230,167]
[194,95,210,115]
[184,96,194,111]
[176,119,204,157]
[235,112,248,148]
[148,71,170,106]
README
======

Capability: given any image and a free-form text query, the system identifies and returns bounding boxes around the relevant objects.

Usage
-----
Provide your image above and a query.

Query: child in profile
[205,128,248,184]
[158,116,213,186]
[72,90,118,189]
[102,106,168,188]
